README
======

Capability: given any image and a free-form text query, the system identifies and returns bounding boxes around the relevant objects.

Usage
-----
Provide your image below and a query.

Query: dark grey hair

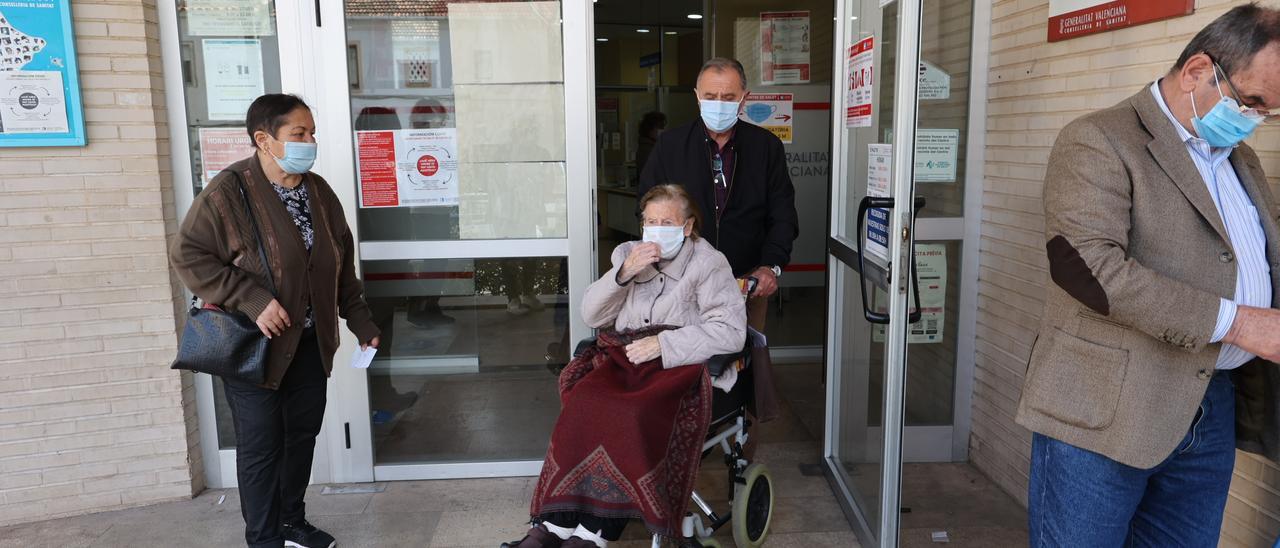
[697,57,747,90]
[1173,2,1280,77]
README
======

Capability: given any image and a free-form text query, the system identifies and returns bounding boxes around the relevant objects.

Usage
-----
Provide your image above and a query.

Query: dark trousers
[543,512,628,541]
[223,328,328,548]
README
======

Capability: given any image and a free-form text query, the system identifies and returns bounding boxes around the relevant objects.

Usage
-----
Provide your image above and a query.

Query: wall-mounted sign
[760,11,810,85]
[356,128,460,208]
[874,243,947,344]
[184,0,275,37]
[197,128,250,188]
[1049,0,1193,42]
[845,36,874,128]
[865,143,893,266]
[741,93,793,144]
[915,128,959,183]
[203,39,265,121]
[0,0,85,147]
[918,60,951,101]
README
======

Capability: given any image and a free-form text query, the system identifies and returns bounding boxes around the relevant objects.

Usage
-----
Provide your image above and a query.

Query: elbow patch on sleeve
[1046,235,1110,316]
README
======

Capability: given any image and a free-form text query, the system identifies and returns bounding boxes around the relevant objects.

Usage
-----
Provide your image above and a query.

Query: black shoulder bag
[171,175,277,385]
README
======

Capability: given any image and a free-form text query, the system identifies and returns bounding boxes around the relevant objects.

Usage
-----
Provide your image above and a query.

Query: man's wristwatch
[770,265,782,278]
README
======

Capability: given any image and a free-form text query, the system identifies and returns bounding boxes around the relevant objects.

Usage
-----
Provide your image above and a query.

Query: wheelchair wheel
[731,463,773,547]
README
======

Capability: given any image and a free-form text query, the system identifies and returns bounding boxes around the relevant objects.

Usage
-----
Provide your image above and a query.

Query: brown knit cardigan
[169,155,380,389]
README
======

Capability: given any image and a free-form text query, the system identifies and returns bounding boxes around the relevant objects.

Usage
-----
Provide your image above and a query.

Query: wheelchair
[568,329,775,548]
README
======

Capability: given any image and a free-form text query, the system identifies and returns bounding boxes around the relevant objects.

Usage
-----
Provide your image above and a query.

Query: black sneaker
[282,520,336,548]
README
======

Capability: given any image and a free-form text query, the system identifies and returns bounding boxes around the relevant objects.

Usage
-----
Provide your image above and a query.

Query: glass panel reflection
[835,264,886,538]
[363,257,569,464]
[346,0,568,242]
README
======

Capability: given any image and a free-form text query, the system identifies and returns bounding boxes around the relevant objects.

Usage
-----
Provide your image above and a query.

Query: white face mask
[643,225,686,259]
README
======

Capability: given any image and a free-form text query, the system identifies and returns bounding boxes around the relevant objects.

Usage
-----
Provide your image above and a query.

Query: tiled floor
[0,362,1026,547]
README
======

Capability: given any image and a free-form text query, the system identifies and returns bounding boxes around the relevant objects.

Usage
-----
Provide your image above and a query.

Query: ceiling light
[665,31,677,35]
[596,37,608,42]
[636,28,650,33]
[851,16,859,20]
[687,14,703,20]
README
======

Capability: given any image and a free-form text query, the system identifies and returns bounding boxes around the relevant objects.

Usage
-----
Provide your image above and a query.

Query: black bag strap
[187,171,279,310]
[234,171,278,297]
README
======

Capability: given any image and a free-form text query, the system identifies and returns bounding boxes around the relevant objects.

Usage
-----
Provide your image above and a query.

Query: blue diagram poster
[0,0,85,147]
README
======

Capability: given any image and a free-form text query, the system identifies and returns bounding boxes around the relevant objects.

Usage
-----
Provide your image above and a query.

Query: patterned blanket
[529,326,712,537]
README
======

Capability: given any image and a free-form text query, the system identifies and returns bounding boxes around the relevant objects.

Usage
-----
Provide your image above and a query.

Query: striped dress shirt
[1151,81,1272,370]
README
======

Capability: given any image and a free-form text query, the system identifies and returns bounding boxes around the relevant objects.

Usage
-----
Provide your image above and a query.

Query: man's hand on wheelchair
[625,336,662,364]
[748,266,779,298]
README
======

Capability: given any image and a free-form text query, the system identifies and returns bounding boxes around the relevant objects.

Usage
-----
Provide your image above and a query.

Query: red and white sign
[845,36,874,128]
[741,93,794,144]
[760,11,811,85]
[356,128,459,208]
[1048,0,1193,42]
[197,128,251,188]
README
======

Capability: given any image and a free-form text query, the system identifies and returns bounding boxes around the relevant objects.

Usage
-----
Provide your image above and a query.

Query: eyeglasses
[712,153,727,189]
[1211,60,1279,124]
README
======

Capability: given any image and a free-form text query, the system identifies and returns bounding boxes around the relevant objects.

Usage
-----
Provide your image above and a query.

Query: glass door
[824,0,924,546]
[305,0,597,482]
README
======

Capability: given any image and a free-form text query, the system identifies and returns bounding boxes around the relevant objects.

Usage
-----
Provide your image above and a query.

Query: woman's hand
[620,242,662,282]
[362,336,380,351]
[256,299,291,339]
[625,336,662,364]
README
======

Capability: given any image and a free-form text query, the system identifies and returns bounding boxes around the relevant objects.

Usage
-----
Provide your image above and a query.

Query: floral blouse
[271,182,315,328]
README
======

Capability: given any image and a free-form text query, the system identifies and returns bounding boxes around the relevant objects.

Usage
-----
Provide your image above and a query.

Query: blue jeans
[1029,373,1236,548]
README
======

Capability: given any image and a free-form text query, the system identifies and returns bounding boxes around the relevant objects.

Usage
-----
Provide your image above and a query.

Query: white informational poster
[910,243,948,343]
[741,93,794,144]
[845,36,874,128]
[760,11,811,85]
[203,39,265,121]
[918,60,951,100]
[865,143,893,266]
[185,0,275,37]
[356,128,460,208]
[0,71,69,134]
[874,243,947,344]
[197,128,250,188]
[915,129,960,183]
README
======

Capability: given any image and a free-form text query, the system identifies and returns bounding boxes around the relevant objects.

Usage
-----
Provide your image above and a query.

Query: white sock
[540,521,574,540]
[572,525,608,547]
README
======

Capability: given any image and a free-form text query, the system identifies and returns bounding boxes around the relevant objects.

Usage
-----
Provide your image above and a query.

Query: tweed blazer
[1015,87,1280,469]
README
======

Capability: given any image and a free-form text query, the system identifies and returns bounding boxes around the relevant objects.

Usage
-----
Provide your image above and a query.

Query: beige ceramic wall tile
[454,83,566,163]
[447,1,564,85]
[458,162,568,240]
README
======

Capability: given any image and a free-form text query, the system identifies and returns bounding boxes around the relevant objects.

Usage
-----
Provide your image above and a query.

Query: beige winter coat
[582,237,747,370]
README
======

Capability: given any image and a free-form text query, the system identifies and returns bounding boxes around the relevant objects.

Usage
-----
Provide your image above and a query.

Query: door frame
[822,0,990,545]
[310,0,599,483]
[158,0,601,487]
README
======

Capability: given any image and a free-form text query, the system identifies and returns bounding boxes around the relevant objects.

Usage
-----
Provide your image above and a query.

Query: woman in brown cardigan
[170,94,379,548]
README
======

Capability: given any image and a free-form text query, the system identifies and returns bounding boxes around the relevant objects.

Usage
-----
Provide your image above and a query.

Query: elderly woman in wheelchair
[503,184,774,548]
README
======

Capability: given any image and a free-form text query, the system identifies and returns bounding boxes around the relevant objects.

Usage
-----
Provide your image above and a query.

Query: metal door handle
[855,196,927,325]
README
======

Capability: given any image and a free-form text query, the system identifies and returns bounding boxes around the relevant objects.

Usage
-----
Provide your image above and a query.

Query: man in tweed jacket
[1016,5,1280,546]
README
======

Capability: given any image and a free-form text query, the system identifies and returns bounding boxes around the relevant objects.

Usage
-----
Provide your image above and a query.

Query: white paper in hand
[351,346,378,369]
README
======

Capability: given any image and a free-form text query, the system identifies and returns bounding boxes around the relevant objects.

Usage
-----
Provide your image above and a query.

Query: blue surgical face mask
[267,138,318,174]
[642,225,686,259]
[699,99,741,133]
[1191,68,1264,148]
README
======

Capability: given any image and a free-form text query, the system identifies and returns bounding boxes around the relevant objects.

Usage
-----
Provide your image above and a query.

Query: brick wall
[975,1,1280,545]
[0,1,199,526]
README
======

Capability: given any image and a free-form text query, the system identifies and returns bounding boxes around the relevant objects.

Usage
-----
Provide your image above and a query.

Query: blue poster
[0,0,85,147]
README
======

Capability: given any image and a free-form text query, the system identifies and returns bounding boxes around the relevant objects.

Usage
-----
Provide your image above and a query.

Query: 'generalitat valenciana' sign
[1049,0,1193,42]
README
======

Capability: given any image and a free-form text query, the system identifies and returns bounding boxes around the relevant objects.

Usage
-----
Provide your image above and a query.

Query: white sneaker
[520,295,545,311]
